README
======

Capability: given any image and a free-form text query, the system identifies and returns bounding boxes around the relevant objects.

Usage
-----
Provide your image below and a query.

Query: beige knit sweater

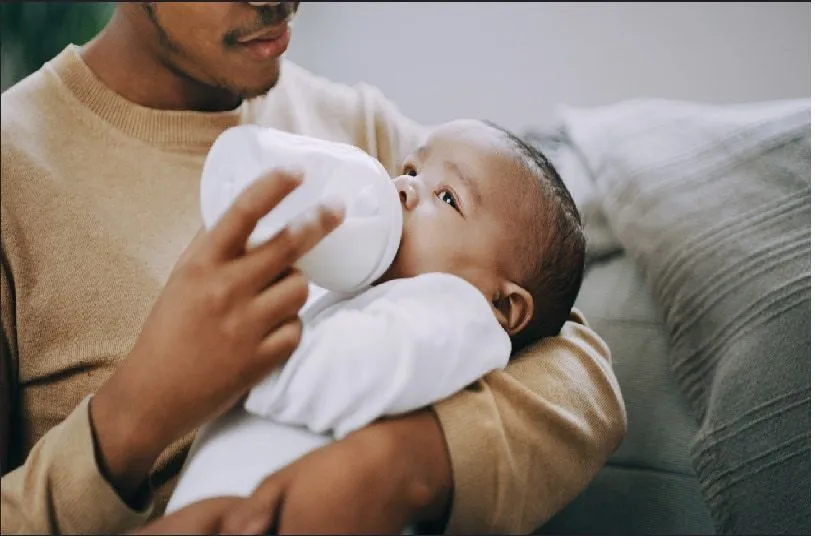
[0,45,626,535]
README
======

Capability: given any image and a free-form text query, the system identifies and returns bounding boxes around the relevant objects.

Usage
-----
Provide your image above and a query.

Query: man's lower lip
[240,26,291,60]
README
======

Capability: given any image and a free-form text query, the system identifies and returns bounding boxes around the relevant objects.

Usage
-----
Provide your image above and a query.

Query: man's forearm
[429,313,627,533]
[354,409,453,526]
[214,406,455,535]
[1,397,154,535]
[89,386,162,507]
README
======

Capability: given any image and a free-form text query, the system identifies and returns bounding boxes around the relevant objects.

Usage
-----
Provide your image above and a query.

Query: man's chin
[235,66,282,100]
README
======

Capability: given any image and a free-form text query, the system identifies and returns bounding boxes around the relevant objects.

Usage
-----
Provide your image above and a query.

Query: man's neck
[80,12,242,113]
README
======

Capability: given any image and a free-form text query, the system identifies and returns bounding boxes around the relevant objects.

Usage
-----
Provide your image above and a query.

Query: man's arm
[1,244,15,476]
[0,173,345,534]
[1,230,151,535]
[1,397,156,535]
[433,310,626,533]
[210,311,624,536]
[0,332,11,477]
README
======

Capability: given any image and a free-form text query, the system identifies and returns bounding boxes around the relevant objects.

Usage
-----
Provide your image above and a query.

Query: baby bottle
[200,124,403,294]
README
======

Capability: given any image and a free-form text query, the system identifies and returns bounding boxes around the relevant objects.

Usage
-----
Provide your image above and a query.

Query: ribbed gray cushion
[559,98,811,535]
[540,466,715,536]
[574,255,699,474]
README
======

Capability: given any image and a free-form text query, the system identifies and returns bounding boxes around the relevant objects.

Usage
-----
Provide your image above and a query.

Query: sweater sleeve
[432,310,626,534]
[1,197,154,534]
[0,396,154,535]
[1,238,17,477]
[245,274,511,439]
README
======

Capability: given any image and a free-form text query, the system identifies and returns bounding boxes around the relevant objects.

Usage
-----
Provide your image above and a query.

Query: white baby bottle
[200,124,403,293]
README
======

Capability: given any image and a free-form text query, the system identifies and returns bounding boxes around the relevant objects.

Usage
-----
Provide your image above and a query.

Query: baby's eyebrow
[444,160,482,208]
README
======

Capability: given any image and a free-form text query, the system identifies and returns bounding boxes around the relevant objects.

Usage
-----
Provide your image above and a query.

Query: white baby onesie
[166,272,510,513]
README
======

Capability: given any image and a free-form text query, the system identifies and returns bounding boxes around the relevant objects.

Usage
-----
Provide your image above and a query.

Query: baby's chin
[373,251,417,286]
[373,262,407,286]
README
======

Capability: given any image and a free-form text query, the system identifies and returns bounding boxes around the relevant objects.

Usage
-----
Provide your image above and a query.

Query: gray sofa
[527,98,811,535]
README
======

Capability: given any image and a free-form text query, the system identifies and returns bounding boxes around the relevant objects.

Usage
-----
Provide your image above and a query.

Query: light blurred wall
[286,2,811,132]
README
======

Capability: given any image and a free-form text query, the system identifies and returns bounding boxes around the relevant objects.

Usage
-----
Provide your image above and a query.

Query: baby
[379,118,585,350]
[166,118,586,512]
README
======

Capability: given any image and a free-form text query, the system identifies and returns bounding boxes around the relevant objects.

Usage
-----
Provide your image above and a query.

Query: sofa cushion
[558,98,811,535]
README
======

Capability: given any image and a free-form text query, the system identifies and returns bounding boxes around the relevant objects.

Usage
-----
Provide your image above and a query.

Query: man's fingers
[235,317,303,389]
[130,497,243,535]
[251,318,304,374]
[206,170,304,261]
[176,228,208,267]
[242,198,345,289]
[221,477,286,535]
[249,269,309,331]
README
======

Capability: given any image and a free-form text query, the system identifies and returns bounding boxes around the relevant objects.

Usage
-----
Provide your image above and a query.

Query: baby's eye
[436,189,460,212]
[402,164,418,177]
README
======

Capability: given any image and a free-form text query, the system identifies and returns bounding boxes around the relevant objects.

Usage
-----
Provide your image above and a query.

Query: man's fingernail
[222,511,264,536]
[269,168,303,184]
[241,513,271,535]
[321,196,346,218]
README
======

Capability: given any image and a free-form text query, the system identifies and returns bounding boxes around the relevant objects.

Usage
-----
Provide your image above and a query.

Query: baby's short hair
[483,121,587,352]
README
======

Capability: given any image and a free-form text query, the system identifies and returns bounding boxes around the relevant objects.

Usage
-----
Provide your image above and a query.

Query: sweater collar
[46,44,243,151]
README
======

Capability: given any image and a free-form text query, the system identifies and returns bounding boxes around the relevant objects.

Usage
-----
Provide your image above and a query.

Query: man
[0,2,625,534]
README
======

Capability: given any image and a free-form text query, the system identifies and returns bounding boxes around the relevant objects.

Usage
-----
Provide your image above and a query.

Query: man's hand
[220,410,453,535]
[89,170,345,503]
[130,497,245,535]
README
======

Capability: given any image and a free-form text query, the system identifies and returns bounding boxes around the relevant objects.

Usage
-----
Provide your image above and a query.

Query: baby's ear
[492,282,534,336]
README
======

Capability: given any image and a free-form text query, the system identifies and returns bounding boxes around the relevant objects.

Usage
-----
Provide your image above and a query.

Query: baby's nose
[393,176,419,211]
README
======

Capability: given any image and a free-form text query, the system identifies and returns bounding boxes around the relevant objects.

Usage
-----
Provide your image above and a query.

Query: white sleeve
[244,273,511,439]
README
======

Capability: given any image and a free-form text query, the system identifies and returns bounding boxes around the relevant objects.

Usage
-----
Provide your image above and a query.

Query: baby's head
[378,119,585,351]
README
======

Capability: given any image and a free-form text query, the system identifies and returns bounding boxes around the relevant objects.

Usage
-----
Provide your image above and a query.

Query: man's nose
[393,176,420,211]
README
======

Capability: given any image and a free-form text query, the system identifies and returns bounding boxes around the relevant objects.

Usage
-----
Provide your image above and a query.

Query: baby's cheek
[376,241,414,283]
[389,247,418,279]
[392,218,457,278]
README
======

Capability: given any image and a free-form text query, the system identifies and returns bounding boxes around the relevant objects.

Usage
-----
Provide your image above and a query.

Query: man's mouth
[236,22,290,45]
[233,21,292,60]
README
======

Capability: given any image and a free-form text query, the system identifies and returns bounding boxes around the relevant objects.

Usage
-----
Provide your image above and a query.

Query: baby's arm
[244,273,510,438]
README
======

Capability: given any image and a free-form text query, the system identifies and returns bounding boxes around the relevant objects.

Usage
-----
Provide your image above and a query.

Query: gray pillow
[523,128,623,265]
[558,98,811,535]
